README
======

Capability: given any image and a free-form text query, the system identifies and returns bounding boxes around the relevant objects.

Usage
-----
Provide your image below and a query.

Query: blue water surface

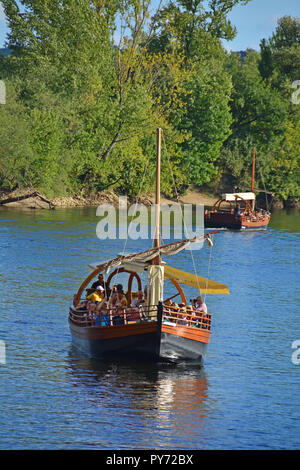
[0,206,299,450]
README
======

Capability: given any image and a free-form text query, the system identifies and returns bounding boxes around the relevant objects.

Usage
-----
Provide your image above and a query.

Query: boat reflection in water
[67,349,210,446]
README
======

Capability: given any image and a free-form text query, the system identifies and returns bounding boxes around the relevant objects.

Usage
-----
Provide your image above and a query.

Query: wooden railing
[69,303,158,328]
[162,305,211,331]
[69,301,211,331]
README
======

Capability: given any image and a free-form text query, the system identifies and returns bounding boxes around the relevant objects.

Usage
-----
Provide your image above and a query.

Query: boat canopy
[164,265,229,295]
[222,192,255,202]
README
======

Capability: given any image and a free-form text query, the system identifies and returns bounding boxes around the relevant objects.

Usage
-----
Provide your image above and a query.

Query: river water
[0,206,299,450]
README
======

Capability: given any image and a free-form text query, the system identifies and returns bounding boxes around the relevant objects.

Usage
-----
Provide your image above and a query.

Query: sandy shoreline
[1,187,295,210]
[0,188,219,210]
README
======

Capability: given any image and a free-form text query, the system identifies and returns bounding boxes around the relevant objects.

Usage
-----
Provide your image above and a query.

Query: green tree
[265,120,300,201]
[0,0,257,199]
[259,16,300,83]
[149,0,252,58]
[1,0,163,196]
[216,50,289,192]
[0,81,34,191]
[148,0,247,187]
[256,16,300,202]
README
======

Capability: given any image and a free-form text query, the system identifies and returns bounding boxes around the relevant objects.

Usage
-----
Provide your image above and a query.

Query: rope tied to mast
[161,131,214,299]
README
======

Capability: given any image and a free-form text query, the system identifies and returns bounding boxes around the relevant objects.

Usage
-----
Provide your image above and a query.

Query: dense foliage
[0,1,299,204]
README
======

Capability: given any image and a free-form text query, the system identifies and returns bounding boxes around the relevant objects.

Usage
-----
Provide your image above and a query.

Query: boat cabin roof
[222,192,255,202]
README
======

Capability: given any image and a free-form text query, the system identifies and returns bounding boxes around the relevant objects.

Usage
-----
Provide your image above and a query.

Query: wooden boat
[69,129,229,364]
[204,149,271,230]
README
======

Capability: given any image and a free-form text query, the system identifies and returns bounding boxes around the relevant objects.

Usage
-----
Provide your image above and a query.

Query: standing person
[192,296,208,329]
[192,296,208,314]
[91,273,111,299]
[91,273,105,290]
[234,202,241,217]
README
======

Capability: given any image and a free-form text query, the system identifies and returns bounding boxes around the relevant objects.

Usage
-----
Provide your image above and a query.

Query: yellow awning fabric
[164,265,230,295]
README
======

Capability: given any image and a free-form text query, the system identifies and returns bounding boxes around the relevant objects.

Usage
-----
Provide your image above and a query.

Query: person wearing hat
[86,285,105,303]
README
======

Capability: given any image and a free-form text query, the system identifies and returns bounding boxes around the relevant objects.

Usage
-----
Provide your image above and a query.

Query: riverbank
[0,187,219,210]
[0,187,298,210]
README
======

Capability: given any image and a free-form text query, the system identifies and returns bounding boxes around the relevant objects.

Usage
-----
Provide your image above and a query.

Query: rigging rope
[120,156,150,258]
[203,233,214,303]
[258,166,269,211]
[161,132,211,298]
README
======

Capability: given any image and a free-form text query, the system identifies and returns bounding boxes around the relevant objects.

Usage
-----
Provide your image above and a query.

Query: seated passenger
[108,285,118,306]
[163,298,173,318]
[123,291,143,322]
[171,303,179,321]
[115,291,128,308]
[113,306,125,325]
[74,294,88,310]
[177,304,189,326]
[131,290,144,308]
[87,285,105,303]
[100,302,111,327]
[87,300,97,322]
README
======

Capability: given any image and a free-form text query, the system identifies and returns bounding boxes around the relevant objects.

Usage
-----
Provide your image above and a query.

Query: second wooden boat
[204,149,271,230]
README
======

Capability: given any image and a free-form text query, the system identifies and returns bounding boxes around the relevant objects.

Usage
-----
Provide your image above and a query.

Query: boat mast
[153,127,162,264]
[251,147,256,210]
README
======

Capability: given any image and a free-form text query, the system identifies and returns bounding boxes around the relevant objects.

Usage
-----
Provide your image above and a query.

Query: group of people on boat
[163,295,210,329]
[73,272,210,329]
[233,202,270,221]
[75,273,148,326]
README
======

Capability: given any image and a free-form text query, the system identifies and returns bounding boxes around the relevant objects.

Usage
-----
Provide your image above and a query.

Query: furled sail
[90,234,213,272]
[76,233,220,306]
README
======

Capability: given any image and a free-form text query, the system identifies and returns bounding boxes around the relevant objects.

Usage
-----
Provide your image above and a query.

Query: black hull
[204,220,242,230]
[204,220,269,230]
[70,329,207,364]
[160,331,207,364]
[69,326,160,360]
